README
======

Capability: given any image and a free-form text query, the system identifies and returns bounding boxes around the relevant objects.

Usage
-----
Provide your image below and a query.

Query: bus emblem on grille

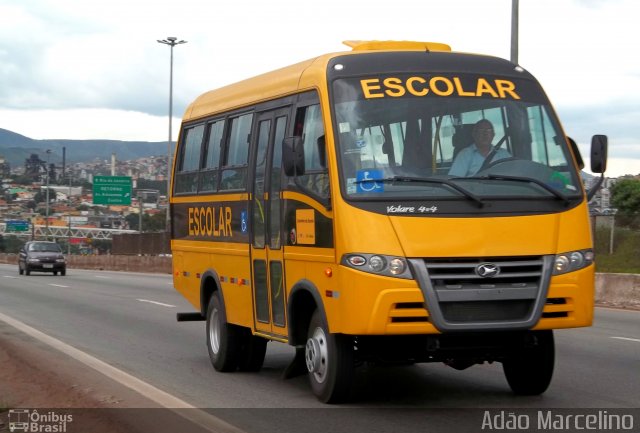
[476,263,500,278]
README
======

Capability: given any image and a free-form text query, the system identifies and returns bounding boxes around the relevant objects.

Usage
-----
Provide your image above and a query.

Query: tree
[143,211,166,232]
[123,210,166,232]
[611,179,640,229]
[0,235,26,253]
[125,213,139,231]
[611,179,640,215]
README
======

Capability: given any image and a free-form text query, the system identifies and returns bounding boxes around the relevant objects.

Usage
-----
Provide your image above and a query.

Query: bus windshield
[331,74,582,201]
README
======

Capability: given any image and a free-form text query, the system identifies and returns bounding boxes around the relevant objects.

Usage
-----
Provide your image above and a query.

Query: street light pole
[68,169,72,254]
[45,149,51,241]
[157,36,187,233]
[511,0,519,64]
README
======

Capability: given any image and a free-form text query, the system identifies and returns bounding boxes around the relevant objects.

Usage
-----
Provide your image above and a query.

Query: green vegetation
[611,179,640,215]
[0,235,26,253]
[594,226,640,274]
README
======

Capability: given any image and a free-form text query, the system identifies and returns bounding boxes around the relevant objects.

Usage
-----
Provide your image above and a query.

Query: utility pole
[139,192,143,234]
[45,149,51,241]
[511,0,519,64]
[68,169,72,255]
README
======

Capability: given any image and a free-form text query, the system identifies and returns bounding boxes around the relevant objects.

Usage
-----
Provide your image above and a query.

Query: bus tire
[503,330,555,395]
[306,309,354,403]
[238,333,268,372]
[206,292,241,372]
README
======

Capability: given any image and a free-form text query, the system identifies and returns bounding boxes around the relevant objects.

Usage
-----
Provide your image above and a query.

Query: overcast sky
[1,0,638,177]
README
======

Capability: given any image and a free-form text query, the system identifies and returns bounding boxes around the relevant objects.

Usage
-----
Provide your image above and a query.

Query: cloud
[0,0,638,181]
[557,101,640,155]
[0,108,177,141]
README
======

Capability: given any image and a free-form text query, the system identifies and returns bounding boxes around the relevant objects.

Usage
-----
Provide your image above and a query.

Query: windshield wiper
[464,174,571,205]
[355,176,484,207]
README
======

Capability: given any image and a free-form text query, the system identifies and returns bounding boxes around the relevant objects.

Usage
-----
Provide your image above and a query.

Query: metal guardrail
[0,223,137,240]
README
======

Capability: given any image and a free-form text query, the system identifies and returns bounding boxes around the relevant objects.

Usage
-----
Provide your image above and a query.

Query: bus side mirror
[283,136,305,177]
[590,134,608,174]
[586,134,608,201]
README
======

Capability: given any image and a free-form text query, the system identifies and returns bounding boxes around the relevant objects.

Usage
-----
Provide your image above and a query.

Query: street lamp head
[157,37,187,46]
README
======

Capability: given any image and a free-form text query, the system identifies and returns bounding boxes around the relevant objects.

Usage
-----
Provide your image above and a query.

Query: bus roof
[182,40,504,122]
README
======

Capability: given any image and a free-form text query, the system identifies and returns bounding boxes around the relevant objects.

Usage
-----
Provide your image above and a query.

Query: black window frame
[198,118,226,193]
[219,112,254,192]
[174,123,206,195]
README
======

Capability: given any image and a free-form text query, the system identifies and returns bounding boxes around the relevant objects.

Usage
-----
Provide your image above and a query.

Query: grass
[594,227,640,274]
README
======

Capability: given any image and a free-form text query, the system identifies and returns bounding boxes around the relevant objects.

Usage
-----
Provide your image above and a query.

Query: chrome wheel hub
[209,308,220,354]
[306,327,328,383]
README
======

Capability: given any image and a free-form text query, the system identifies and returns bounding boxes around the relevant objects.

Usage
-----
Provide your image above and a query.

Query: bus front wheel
[305,309,354,403]
[503,330,555,395]
[206,292,241,372]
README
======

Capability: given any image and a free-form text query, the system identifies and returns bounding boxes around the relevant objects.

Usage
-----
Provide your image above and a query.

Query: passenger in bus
[448,119,510,177]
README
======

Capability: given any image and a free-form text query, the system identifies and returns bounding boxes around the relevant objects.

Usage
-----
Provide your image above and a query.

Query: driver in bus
[448,119,510,177]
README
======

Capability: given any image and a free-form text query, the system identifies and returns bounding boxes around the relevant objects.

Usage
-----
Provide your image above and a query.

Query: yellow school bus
[171,41,608,403]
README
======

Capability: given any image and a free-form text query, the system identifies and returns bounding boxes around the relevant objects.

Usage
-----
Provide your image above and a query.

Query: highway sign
[93,176,132,205]
[5,220,30,232]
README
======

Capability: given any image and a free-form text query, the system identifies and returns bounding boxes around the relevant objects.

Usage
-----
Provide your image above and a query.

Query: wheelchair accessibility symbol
[356,169,384,193]
[240,210,248,233]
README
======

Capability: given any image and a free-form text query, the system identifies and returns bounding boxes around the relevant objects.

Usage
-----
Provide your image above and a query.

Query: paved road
[1,263,638,431]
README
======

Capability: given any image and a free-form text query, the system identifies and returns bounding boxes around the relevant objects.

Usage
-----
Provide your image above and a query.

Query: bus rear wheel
[503,330,555,395]
[206,292,241,372]
[305,309,354,403]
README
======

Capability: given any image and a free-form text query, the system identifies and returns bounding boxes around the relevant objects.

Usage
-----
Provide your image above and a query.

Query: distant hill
[0,128,171,168]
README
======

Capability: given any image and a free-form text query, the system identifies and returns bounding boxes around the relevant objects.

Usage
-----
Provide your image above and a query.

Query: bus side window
[220,113,253,191]
[295,104,329,199]
[174,124,204,194]
[199,119,225,192]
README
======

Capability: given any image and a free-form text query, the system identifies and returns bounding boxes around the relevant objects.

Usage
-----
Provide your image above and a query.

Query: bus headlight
[553,249,594,275]
[389,258,406,275]
[369,255,386,272]
[342,253,413,279]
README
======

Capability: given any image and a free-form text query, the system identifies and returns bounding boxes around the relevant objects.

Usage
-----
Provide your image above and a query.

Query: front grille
[409,256,552,331]
[426,256,543,290]
[440,300,531,322]
[39,257,57,264]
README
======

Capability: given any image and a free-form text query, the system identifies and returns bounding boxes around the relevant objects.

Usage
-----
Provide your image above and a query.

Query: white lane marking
[49,284,69,288]
[0,312,246,433]
[94,275,110,279]
[137,299,176,308]
[611,336,640,343]
[3,275,18,279]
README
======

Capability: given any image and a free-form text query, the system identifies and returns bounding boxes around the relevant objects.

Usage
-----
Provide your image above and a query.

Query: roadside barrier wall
[0,253,172,274]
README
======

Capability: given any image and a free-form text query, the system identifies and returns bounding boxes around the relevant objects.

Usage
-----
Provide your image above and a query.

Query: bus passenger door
[250,109,288,337]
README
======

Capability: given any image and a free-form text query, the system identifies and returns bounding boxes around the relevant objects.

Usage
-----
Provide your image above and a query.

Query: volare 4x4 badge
[386,205,438,214]
[387,205,415,213]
